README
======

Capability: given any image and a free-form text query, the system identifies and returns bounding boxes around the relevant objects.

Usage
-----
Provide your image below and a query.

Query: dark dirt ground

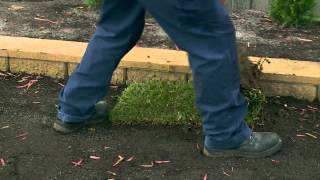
[0,1,320,179]
[0,0,319,61]
[0,72,320,180]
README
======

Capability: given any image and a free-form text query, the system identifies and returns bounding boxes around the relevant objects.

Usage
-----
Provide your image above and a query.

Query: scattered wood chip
[305,133,317,139]
[71,159,83,167]
[58,83,64,87]
[18,79,28,83]
[0,158,5,167]
[299,109,307,115]
[8,5,24,11]
[16,80,38,90]
[34,17,58,24]
[89,155,101,160]
[18,76,32,82]
[263,18,272,22]
[21,136,27,141]
[299,118,308,122]
[223,171,231,176]
[139,160,171,168]
[203,173,208,180]
[15,133,28,138]
[307,106,319,112]
[289,106,298,110]
[196,143,200,150]
[154,160,171,164]
[297,37,313,42]
[113,155,125,167]
[35,14,45,18]
[257,122,265,126]
[272,159,280,164]
[231,13,240,18]
[145,22,155,26]
[307,105,318,110]
[0,126,9,130]
[32,102,41,104]
[296,134,306,137]
[126,156,135,162]
[107,171,117,176]
[0,72,7,77]
[110,85,119,89]
[140,162,154,168]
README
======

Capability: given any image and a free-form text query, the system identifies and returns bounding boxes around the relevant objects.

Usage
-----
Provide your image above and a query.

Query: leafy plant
[242,88,266,125]
[84,0,101,8]
[110,81,266,127]
[270,0,317,27]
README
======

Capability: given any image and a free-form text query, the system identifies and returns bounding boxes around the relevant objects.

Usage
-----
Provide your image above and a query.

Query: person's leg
[138,0,281,156]
[138,0,250,149]
[57,0,145,123]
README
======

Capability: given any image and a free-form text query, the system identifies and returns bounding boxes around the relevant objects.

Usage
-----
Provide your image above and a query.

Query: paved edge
[1,36,319,102]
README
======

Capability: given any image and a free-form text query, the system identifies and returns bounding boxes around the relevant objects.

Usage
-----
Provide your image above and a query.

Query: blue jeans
[58,0,251,149]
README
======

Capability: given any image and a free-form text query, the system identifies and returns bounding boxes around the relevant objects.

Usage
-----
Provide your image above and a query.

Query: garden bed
[0,1,320,179]
[0,0,319,61]
[0,72,319,179]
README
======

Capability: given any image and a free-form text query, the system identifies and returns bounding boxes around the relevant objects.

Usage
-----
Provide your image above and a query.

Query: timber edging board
[1,36,319,102]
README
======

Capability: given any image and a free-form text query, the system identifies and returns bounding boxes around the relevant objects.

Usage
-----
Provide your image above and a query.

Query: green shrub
[84,0,101,8]
[270,0,317,27]
[110,81,266,127]
[243,88,266,125]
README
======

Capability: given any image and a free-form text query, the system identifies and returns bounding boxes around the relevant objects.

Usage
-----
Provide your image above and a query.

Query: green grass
[111,81,199,126]
[270,0,317,27]
[110,81,266,127]
[313,17,320,23]
[83,0,101,8]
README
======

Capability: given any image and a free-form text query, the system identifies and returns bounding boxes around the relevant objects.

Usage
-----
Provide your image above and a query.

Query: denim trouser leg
[58,0,251,149]
[58,0,145,123]
[138,0,251,149]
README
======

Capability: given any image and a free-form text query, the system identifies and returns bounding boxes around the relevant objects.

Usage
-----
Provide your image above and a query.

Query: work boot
[203,132,282,158]
[53,101,109,134]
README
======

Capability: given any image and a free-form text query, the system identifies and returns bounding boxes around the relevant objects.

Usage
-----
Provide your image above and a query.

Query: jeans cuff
[205,127,252,150]
[57,109,93,123]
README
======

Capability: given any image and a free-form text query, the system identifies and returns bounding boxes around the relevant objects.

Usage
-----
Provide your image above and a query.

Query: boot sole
[203,139,282,158]
[53,122,83,134]
[53,117,108,134]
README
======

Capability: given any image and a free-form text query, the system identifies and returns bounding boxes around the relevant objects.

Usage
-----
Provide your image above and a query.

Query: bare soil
[0,72,319,180]
[0,0,319,61]
[0,1,320,179]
